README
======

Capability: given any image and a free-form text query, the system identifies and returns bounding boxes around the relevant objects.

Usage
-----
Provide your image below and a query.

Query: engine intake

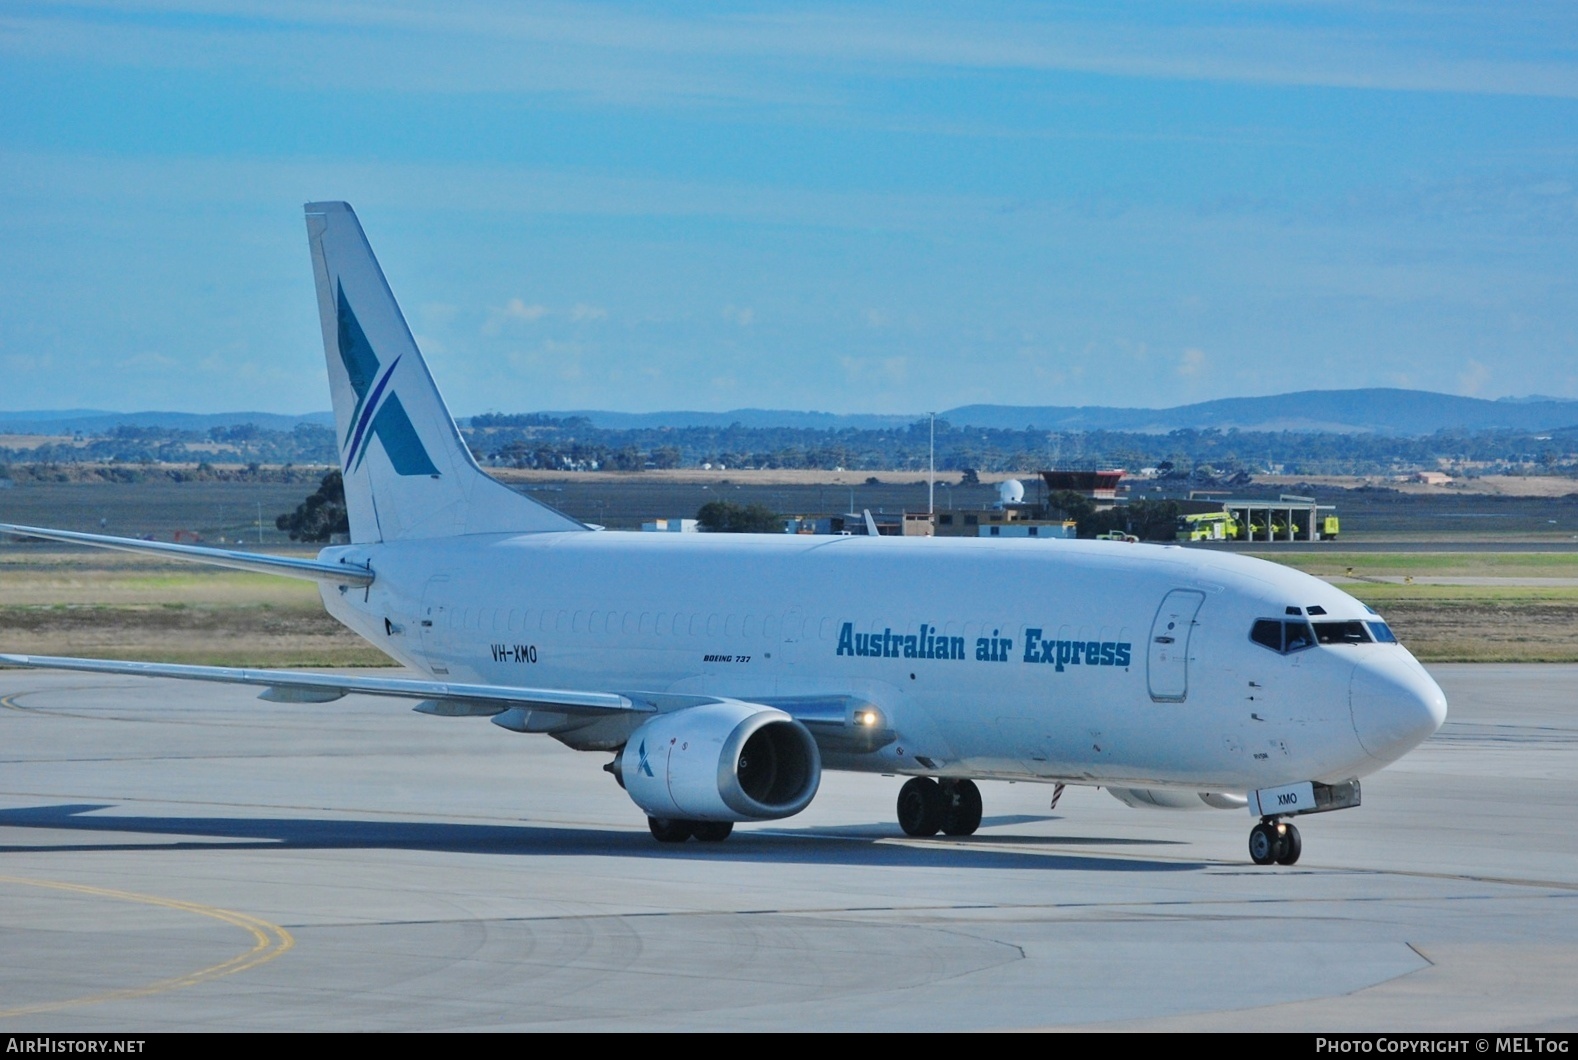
[619,701,821,822]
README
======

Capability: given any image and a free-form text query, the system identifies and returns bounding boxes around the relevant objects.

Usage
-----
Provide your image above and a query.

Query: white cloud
[1177,347,1207,377]
[504,298,548,322]
[840,354,909,387]
[412,333,448,356]
[7,2,1576,101]
[0,352,54,377]
[482,297,549,335]
[505,338,587,383]
[722,305,754,326]
[570,303,607,322]
[125,351,179,371]
[1458,359,1492,395]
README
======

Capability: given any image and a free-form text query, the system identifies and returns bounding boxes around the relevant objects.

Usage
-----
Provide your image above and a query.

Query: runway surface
[0,665,1573,1032]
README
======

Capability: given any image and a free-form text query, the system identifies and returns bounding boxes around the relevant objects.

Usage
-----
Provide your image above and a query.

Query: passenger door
[1148,589,1204,702]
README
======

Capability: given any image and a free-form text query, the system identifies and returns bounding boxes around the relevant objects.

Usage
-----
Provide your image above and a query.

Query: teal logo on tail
[337,283,440,477]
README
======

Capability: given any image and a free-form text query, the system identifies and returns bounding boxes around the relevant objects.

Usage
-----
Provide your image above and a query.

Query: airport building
[1181,492,1340,542]
[1039,469,1125,503]
[933,509,1076,539]
[933,477,1080,539]
[781,470,1343,544]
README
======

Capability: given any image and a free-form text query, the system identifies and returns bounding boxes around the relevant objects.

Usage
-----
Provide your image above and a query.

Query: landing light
[856,710,880,727]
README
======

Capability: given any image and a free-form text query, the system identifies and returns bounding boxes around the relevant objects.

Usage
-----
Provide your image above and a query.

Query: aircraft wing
[0,653,643,716]
[0,524,374,588]
[0,653,894,753]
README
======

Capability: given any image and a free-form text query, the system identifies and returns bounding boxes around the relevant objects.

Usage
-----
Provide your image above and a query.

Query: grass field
[1253,551,1578,578]
[1251,551,1578,662]
[0,550,392,666]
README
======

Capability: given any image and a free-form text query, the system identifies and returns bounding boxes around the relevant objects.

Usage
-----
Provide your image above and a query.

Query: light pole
[928,413,935,517]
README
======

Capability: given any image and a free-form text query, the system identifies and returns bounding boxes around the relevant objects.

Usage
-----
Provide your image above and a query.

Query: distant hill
[534,409,914,431]
[0,410,334,435]
[942,390,1578,434]
[544,389,1578,436]
[5,388,1577,439]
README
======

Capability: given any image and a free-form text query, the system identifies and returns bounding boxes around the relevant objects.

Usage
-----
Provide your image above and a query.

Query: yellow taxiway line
[0,875,294,1019]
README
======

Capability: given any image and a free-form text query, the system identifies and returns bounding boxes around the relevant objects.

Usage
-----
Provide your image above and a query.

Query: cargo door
[779,605,806,669]
[419,573,454,675]
[1148,589,1204,702]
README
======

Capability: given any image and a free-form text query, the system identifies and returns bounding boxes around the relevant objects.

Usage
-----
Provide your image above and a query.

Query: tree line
[463,416,1578,479]
[6,414,1577,481]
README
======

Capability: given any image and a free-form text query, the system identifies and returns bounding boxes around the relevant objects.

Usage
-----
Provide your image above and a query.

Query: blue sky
[2,1,1575,416]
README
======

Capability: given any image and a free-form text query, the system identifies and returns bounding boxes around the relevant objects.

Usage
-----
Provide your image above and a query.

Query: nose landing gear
[1249,818,1302,866]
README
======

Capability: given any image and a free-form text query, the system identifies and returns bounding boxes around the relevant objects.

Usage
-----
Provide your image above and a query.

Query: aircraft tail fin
[304,201,585,543]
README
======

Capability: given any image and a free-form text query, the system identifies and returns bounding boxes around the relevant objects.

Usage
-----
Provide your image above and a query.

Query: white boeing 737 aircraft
[1,202,1447,865]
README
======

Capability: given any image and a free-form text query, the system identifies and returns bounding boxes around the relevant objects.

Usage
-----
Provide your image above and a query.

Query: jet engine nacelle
[619,701,821,822]
[1107,787,1248,811]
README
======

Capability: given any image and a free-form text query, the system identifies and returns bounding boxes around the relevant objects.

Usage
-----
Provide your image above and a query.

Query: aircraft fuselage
[319,531,1444,794]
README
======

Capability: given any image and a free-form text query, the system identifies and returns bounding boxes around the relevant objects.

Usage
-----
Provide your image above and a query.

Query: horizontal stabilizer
[0,654,645,717]
[0,524,374,588]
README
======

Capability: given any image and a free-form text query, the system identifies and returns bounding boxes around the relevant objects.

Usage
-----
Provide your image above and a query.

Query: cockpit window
[1313,620,1373,645]
[1284,621,1315,652]
[1250,618,1316,654]
[1251,620,1282,652]
[1367,620,1398,643]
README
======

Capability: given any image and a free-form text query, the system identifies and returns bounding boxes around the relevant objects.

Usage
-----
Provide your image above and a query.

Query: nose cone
[1350,652,1448,764]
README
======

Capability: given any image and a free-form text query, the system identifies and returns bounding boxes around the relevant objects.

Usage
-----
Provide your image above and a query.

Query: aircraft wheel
[649,817,694,843]
[897,777,944,836]
[692,821,734,843]
[1248,821,1279,865]
[1274,822,1302,865]
[939,778,983,836]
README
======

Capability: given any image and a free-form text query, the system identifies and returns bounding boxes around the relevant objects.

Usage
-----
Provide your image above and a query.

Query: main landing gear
[1248,817,1302,866]
[896,777,983,837]
[648,817,734,843]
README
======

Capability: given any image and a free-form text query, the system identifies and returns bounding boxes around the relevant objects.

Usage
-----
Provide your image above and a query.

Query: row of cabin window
[831,620,1134,649]
[448,607,798,639]
[444,606,1128,649]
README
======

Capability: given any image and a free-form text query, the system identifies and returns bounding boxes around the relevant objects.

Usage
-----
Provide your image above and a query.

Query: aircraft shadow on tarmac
[0,803,1206,873]
[786,815,1189,848]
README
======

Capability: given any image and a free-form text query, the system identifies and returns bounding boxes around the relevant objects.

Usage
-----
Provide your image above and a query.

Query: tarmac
[0,664,1573,1032]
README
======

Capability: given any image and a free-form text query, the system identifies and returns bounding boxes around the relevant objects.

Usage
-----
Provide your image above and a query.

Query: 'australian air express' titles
[836,621,1133,671]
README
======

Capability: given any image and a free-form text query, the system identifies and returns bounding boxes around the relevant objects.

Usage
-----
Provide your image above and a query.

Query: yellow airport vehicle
[1189,492,1340,542]
[1177,511,1239,542]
